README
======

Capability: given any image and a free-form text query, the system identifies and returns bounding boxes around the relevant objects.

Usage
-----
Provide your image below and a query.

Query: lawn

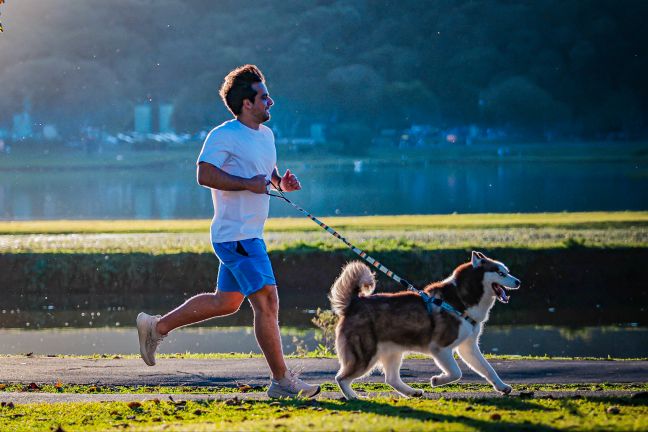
[0,212,646,254]
[1,212,647,234]
[1,395,646,431]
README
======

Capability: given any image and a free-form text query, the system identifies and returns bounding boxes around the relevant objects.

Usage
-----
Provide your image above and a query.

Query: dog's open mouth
[492,283,510,303]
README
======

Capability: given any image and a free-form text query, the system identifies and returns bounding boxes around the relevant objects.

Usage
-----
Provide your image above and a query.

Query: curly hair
[219,64,266,116]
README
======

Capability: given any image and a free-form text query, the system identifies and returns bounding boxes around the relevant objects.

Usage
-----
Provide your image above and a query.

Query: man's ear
[471,251,483,268]
[241,98,253,111]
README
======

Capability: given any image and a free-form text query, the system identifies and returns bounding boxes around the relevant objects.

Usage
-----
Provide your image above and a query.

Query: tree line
[0,0,646,142]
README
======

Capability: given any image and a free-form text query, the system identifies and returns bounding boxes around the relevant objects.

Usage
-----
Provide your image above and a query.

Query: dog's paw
[431,376,441,387]
[410,389,424,398]
[496,384,512,395]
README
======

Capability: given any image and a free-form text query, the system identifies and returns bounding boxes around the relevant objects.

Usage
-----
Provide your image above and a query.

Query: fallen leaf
[490,413,502,421]
[127,401,142,409]
[607,406,620,415]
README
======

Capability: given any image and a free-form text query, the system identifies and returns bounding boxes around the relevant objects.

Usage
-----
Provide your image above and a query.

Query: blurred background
[0,0,646,357]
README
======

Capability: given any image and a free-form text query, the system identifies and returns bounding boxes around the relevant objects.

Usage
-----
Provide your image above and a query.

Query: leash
[266,188,477,326]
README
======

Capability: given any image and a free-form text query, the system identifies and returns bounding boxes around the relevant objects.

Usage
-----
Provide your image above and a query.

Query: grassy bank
[1,395,646,431]
[2,211,647,235]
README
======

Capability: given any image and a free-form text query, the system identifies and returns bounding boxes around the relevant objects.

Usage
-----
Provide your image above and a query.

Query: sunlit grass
[0,226,645,254]
[0,395,646,431]
[1,211,647,234]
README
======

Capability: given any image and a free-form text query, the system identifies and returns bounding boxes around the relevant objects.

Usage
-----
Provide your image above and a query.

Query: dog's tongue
[499,290,509,303]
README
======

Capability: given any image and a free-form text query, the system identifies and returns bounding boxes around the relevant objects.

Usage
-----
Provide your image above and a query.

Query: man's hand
[279,169,302,192]
[247,174,269,194]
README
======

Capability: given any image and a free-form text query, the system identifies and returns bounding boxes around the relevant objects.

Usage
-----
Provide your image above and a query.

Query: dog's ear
[471,251,483,268]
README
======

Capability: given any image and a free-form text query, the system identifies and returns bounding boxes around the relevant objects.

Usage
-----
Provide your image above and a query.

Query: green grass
[1,227,645,254]
[4,353,645,362]
[1,382,646,395]
[1,212,647,234]
[0,212,646,254]
[1,395,646,431]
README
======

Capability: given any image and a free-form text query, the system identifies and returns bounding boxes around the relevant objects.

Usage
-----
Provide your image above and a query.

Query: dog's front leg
[430,348,462,387]
[456,337,511,394]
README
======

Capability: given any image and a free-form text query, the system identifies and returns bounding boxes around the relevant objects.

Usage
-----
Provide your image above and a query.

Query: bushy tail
[329,261,376,315]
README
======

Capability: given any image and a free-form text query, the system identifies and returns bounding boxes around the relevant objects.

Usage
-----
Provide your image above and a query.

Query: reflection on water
[1,160,647,219]
[0,326,645,358]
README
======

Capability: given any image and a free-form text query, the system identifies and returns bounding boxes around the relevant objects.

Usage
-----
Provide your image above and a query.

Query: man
[136,65,320,398]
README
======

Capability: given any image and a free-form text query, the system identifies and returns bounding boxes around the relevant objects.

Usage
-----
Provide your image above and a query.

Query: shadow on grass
[262,398,559,432]
[469,396,554,412]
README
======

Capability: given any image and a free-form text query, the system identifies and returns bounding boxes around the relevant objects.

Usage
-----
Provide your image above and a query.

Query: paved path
[0,357,646,403]
[1,357,646,387]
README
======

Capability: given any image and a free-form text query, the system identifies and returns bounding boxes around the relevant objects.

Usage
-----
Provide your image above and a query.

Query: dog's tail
[329,261,376,315]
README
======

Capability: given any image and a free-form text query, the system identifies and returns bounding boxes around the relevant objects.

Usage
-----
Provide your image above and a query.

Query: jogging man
[136,65,320,398]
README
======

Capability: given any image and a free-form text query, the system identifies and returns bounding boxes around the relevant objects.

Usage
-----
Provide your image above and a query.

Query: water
[0,160,646,219]
[1,326,645,358]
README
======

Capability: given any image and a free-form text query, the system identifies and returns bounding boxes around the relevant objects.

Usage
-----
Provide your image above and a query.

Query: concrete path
[0,356,646,403]
[1,357,646,386]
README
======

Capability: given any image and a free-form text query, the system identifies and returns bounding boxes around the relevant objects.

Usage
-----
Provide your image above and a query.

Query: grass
[1,212,647,234]
[0,212,646,254]
[0,395,646,431]
[0,227,645,254]
[4,353,645,362]
[1,382,646,395]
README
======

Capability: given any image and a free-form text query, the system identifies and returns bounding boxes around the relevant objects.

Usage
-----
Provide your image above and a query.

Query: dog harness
[268,188,478,327]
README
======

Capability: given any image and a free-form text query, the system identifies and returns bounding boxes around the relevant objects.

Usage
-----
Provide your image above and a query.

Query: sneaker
[267,370,321,398]
[136,312,165,366]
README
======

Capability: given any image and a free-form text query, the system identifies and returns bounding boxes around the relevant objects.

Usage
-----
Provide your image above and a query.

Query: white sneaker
[267,370,321,398]
[136,312,165,366]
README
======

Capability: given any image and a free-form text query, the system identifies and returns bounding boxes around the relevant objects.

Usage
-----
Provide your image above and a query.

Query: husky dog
[330,251,521,399]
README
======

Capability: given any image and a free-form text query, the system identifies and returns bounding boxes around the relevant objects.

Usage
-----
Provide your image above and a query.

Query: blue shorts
[212,238,276,297]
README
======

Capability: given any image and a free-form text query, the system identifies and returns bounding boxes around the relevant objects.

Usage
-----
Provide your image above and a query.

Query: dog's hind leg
[335,361,374,400]
[335,334,374,400]
[381,351,423,398]
[430,348,462,387]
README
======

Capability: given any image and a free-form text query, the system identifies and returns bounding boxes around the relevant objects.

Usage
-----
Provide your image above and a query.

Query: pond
[0,158,646,220]
[1,325,645,358]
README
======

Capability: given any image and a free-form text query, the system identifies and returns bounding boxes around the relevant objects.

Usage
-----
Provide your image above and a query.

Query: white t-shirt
[197,119,276,243]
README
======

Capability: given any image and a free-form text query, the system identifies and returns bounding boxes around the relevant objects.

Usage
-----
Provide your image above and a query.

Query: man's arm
[197,162,267,194]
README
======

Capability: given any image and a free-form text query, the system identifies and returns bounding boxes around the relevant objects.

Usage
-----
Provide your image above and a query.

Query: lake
[1,325,645,358]
[0,158,646,220]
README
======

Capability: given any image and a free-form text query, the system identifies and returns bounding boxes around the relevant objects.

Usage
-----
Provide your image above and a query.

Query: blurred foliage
[0,0,646,141]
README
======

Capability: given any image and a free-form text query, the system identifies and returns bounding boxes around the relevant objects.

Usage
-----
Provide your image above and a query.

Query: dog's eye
[497,271,505,277]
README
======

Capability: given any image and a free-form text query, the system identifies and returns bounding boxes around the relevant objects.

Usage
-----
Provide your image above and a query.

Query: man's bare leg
[156,290,245,335]
[248,285,288,380]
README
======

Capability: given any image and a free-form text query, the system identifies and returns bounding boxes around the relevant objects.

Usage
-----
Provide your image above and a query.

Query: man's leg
[247,284,287,380]
[157,290,244,335]
[137,289,244,366]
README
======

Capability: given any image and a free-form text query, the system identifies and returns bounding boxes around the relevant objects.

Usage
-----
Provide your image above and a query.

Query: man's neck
[237,116,261,131]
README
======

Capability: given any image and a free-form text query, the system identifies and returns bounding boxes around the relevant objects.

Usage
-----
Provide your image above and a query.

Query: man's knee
[249,285,279,315]
[212,291,243,315]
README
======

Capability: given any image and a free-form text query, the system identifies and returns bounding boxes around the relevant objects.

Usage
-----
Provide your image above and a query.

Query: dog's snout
[513,278,521,288]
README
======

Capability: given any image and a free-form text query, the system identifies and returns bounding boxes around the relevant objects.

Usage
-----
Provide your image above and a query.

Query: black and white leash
[267,187,477,326]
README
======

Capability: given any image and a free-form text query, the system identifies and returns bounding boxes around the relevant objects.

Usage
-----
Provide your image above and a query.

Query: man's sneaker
[267,370,321,398]
[136,312,165,366]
